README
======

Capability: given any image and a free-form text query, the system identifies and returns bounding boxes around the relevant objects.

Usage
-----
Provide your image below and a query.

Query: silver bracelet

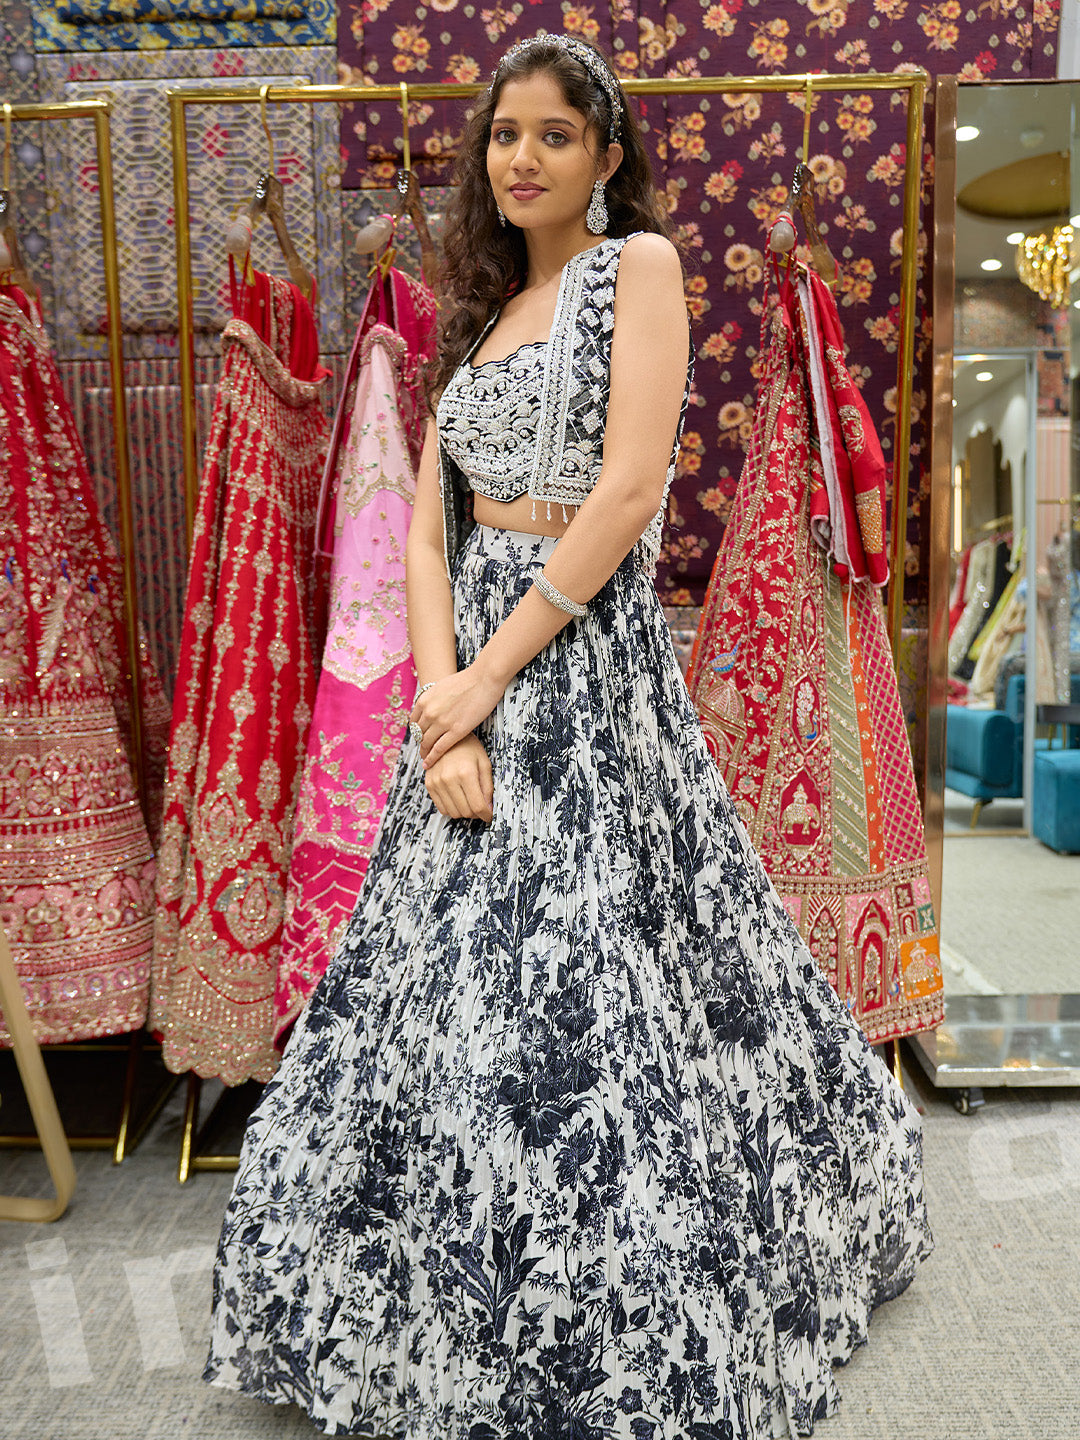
[414,680,438,704]
[533,571,587,618]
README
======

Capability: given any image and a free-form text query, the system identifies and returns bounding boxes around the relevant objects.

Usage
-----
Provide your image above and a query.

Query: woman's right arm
[406,419,494,823]
[405,419,458,687]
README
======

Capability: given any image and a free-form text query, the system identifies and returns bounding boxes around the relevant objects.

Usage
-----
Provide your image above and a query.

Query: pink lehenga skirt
[273,264,436,1041]
[0,280,166,1044]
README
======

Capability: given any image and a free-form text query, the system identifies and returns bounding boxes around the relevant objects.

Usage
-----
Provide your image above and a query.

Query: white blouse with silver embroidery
[435,236,694,580]
[437,341,546,503]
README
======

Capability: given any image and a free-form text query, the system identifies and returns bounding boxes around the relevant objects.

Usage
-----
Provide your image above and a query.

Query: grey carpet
[943,786,1025,836]
[940,827,1080,996]
[3,1059,1080,1440]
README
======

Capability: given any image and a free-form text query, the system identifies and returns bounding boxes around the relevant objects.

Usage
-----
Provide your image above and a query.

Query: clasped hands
[410,664,504,823]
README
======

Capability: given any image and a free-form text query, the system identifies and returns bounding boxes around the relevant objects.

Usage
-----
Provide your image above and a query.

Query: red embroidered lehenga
[150,267,329,1084]
[688,255,943,1044]
[273,266,436,1041]
[0,280,164,1045]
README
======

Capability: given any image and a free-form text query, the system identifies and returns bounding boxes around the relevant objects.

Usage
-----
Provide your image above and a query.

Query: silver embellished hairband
[492,32,624,141]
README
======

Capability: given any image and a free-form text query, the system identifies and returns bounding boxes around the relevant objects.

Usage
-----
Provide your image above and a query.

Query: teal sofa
[946,671,1080,826]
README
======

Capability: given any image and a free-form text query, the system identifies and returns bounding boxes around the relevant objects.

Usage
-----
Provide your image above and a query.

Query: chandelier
[1015,223,1074,307]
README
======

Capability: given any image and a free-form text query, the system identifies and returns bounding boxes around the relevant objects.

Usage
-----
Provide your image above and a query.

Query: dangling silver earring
[586,179,608,235]
[495,202,507,227]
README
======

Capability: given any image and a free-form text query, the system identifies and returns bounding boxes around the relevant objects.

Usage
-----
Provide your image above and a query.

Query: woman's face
[487,69,622,234]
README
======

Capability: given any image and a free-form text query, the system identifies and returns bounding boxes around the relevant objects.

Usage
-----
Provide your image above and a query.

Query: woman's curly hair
[433,36,674,396]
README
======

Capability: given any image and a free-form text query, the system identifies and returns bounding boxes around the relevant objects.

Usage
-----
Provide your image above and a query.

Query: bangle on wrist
[414,680,438,704]
[533,570,587,618]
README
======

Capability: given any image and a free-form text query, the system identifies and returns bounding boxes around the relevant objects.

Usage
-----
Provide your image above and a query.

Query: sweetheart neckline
[467,338,548,370]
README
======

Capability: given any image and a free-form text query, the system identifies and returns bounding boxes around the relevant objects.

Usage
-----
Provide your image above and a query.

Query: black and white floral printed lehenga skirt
[205,517,932,1439]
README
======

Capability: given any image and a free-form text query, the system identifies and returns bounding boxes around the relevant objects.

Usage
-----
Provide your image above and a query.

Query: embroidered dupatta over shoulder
[436,234,693,580]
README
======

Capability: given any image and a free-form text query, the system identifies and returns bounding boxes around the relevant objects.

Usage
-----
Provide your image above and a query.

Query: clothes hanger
[0,103,34,293]
[354,84,413,268]
[224,84,314,300]
[393,85,438,288]
[354,85,438,291]
[768,77,839,289]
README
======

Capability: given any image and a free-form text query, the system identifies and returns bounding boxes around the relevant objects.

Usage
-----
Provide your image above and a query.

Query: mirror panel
[933,81,1080,1002]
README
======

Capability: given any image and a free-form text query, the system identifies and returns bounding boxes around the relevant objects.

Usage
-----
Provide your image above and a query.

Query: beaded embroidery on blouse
[436,235,694,582]
[437,341,546,503]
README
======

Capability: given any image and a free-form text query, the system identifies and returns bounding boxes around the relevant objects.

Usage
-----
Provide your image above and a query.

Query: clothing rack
[168,69,928,663]
[0,923,75,1220]
[977,513,1014,533]
[166,71,927,1174]
[0,98,169,1166]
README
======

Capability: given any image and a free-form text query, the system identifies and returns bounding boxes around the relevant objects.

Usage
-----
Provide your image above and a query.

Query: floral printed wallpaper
[338,0,1060,606]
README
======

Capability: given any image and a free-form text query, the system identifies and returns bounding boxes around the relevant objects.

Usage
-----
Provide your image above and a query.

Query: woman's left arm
[415,232,689,768]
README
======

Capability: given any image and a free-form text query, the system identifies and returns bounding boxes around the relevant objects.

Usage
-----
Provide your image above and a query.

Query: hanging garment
[948,537,996,673]
[967,543,1025,706]
[205,238,931,1439]
[801,261,888,589]
[274,267,436,1041]
[987,576,1058,706]
[150,266,329,1085]
[1046,531,1080,701]
[950,534,1012,680]
[948,545,972,639]
[967,539,1022,668]
[688,260,943,1045]
[0,280,165,1044]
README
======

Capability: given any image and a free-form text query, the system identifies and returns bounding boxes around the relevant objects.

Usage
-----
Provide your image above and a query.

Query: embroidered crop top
[435,235,695,580]
[437,340,546,503]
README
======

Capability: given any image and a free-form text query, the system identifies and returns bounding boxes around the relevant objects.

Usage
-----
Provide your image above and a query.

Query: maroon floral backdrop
[337,0,1060,606]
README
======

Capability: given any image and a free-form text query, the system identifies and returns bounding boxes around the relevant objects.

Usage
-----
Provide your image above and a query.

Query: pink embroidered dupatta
[687,259,942,1045]
[274,268,436,1040]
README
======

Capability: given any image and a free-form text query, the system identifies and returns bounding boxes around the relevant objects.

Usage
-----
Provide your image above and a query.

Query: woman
[204,34,932,1439]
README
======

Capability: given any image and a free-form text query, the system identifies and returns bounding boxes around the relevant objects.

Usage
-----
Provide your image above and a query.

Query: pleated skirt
[203,522,932,1439]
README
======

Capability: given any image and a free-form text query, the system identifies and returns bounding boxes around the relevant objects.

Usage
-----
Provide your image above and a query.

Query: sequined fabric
[436,236,692,581]
[274,266,437,1041]
[0,281,164,1045]
[688,265,943,1045]
[438,341,546,503]
[150,268,329,1085]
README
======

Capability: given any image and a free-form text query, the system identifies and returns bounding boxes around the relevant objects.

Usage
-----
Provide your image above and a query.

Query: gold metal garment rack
[0,922,75,1220]
[0,99,165,1166]
[169,70,927,663]
[926,74,956,994]
[166,72,926,1171]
